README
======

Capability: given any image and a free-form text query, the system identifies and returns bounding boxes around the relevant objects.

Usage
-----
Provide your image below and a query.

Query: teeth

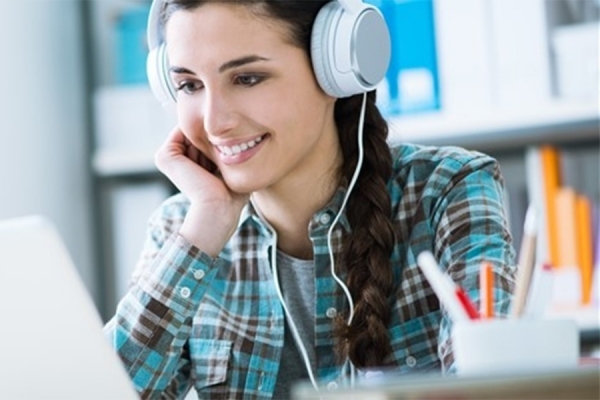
[217,135,264,156]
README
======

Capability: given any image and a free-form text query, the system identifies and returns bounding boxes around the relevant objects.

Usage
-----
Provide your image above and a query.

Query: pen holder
[452,319,579,375]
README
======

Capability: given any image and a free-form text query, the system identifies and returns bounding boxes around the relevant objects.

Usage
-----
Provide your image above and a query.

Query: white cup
[452,318,579,375]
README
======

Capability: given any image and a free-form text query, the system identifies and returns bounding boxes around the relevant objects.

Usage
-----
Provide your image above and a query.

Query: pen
[480,262,494,318]
[417,251,475,322]
[524,262,554,318]
[455,288,480,319]
[510,204,538,318]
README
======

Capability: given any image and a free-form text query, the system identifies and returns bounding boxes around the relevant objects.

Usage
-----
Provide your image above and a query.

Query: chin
[222,175,262,195]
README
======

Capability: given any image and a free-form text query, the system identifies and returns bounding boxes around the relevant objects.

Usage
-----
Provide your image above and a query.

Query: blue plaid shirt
[104,143,516,399]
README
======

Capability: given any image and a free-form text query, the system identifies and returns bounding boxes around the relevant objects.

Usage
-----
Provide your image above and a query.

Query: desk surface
[292,366,600,400]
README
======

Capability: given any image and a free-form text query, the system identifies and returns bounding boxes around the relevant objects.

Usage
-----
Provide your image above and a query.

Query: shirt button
[319,212,332,225]
[193,269,205,280]
[326,307,337,319]
[406,355,417,368]
[327,381,338,390]
[180,287,191,299]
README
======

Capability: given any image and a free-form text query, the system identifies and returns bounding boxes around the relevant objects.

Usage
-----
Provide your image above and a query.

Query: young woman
[104,1,516,398]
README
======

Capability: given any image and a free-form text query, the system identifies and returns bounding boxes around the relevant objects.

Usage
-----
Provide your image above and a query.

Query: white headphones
[146,0,391,104]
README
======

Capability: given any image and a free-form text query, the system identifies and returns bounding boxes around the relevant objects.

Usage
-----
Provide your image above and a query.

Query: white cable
[269,92,368,394]
[271,231,320,392]
[326,91,368,387]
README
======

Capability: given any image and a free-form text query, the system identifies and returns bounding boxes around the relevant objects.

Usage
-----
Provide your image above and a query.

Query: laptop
[292,366,600,399]
[0,215,138,400]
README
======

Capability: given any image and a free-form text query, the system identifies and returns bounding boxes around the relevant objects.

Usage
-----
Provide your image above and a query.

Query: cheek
[176,103,213,151]
[176,101,199,131]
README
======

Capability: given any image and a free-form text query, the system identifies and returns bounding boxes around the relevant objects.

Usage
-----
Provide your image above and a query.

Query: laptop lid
[0,215,138,400]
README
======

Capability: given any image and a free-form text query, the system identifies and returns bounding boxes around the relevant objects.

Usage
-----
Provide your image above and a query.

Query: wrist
[179,203,240,257]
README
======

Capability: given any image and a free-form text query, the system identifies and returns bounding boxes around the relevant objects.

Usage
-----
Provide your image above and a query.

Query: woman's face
[165,3,339,194]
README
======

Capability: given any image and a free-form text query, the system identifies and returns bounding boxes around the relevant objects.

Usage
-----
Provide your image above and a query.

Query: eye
[175,80,203,95]
[234,74,265,87]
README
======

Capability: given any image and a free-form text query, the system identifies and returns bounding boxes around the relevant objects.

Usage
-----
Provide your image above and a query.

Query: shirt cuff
[137,233,227,316]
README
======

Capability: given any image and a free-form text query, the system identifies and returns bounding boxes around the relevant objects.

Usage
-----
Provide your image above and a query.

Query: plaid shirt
[104,143,516,399]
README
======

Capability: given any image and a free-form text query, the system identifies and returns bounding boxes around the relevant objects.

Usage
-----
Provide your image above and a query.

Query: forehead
[165,3,295,62]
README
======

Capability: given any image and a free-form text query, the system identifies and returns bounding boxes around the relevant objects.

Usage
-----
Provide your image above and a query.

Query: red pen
[455,288,480,320]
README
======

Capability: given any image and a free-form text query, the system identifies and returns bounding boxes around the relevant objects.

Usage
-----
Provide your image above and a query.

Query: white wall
[0,2,96,300]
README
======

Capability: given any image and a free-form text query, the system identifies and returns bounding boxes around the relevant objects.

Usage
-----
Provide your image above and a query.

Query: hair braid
[333,92,396,368]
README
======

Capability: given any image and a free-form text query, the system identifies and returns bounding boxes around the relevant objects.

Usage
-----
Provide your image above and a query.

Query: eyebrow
[218,55,270,73]
[169,55,270,75]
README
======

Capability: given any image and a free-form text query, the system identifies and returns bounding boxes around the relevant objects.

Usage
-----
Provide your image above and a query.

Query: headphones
[146,0,391,104]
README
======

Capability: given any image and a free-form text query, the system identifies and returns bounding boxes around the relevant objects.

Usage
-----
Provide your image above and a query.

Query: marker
[417,251,475,322]
[480,262,495,319]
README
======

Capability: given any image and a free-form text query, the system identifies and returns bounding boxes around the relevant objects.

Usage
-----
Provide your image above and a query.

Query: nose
[202,89,237,137]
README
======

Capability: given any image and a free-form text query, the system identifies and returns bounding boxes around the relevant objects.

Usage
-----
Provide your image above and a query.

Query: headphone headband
[146,0,390,103]
[337,0,365,14]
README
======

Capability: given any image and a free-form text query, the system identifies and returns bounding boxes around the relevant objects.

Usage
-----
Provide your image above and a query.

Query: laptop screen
[0,215,138,400]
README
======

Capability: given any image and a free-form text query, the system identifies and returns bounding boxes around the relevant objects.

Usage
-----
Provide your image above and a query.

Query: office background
[0,0,598,325]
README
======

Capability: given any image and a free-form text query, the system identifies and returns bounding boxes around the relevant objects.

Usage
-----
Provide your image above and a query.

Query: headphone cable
[327,91,368,387]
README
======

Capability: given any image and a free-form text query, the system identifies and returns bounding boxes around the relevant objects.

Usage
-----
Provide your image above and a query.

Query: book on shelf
[524,145,600,328]
[370,0,440,117]
[576,195,594,305]
[431,0,494,113]
[114,3,151,85]
[552,21,599,101]
[525,146,557,271]
[371,0,599,129]
[594,204,600,306]
[488,0,553,106]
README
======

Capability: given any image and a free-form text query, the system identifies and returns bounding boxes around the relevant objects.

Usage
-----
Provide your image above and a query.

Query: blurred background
[0,0,598,326]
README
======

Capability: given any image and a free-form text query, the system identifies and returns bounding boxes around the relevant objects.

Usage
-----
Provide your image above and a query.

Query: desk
[292,366,600,400]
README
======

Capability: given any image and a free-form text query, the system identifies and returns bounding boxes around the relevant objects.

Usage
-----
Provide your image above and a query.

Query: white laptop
[0,215,138,400]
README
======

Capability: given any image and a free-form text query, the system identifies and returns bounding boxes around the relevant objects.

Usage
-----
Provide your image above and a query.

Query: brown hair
[161,0,396,369]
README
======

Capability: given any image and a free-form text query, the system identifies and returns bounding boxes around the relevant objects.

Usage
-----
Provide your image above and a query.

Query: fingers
[154,126,222,199]
[155,127,185,170]
[179,132,219,175]
[154,127,200,188]
[198,152,219,175]
[185,139,200,162]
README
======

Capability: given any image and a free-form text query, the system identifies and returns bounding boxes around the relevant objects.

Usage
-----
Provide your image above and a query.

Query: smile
[216,135,265,156]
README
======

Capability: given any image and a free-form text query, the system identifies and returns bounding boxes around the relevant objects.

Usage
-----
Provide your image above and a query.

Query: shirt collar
[237,185,352,233]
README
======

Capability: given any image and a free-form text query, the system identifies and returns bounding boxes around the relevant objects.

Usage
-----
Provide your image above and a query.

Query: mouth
[215,134,268,156]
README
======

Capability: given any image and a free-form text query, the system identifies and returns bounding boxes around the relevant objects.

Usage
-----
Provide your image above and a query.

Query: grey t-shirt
[272,250,316,399]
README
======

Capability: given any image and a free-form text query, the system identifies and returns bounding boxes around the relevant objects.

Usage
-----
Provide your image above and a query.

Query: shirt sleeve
[430,155,517,372]
[103,200,228,398]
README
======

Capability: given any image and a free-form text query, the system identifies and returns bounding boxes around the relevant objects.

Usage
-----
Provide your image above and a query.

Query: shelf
[92,97,599,177]
[546,305,600,337]
[93,148,159,177]
[92,85,175,177]
[388,99,599,152]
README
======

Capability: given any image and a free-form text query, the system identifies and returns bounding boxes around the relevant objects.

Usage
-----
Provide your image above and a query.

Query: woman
[105,1,516,398]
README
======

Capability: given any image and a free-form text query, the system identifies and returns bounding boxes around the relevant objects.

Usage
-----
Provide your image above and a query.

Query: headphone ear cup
[147,43,176,105]
[311,1,391,99]
[311,2,344,98]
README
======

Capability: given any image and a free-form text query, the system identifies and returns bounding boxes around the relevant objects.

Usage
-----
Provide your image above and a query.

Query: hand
[155,126,249,256]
